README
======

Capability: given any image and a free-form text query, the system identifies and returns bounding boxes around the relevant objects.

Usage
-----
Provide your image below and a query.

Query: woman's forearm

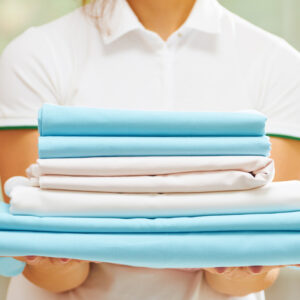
[270,137,300,181]
[0,129,38,203]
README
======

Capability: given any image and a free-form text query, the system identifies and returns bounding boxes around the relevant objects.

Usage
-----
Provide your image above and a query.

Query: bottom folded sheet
[2,199,300,268]
[1,230,300,268]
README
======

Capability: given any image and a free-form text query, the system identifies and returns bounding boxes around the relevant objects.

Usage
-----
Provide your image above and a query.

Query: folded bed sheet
[39,104,266,137]
[1,230,300,268]
[28,156,274,176]
[38,136,271,159]
[9,181,300,217]
[29,170,272,193]
[3,203,300,233]
[28,157,274,192]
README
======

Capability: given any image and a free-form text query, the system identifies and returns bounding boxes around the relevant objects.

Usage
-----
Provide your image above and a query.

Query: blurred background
[0,0,300,299]
[0,0,300,53]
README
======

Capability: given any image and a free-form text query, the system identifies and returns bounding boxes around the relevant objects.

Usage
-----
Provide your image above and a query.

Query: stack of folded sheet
[2,103,300,271]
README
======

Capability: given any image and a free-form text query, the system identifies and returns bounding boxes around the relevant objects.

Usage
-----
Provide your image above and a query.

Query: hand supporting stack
[2,104,300,274]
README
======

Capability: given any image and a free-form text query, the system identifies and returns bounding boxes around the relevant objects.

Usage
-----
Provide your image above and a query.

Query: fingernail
[215,267,227,274]
[60,258,71,264]
[249,266,263,273]
[26,256,37,262]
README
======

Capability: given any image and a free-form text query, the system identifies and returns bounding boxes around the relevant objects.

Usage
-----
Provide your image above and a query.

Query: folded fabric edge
[1,231,300,268]
[0,257,25,277]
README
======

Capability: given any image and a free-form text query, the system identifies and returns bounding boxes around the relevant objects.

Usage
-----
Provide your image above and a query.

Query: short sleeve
[0,28,59,128]
[260,38,300,140]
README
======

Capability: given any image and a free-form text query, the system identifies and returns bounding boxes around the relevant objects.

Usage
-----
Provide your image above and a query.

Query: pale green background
[0,0,299,299]
[0,0,300,52]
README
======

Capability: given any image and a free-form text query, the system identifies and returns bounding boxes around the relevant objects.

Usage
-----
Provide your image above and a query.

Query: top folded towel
[38,104,266,137]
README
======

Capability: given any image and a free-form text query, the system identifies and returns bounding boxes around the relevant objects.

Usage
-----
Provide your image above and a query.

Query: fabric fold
[28,156,274,177]
[27,157,274,193]
[2,203,300,233]
[38,104,267,137]
[29,170,272,193]
[9,181,300,218]
[38,136,271,159]
[1,230,300,268]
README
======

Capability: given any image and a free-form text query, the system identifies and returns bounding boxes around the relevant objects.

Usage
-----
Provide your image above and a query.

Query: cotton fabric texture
[27,156,274,193]
[28,156,274,177]
[38,104,266,136]
[38,136,271,158]
[3,223,300,268]
[3,202,300,234]
[9,181,300,218]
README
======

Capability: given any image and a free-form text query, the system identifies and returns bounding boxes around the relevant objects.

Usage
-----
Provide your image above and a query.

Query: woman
[0,0,299,299]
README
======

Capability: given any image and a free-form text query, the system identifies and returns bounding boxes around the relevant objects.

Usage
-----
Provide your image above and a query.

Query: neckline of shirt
[100,0,223,45]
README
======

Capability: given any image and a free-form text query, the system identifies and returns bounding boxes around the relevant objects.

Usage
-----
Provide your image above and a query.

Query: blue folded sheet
[1,203,300,270]
[39,136,270,158]
[1,231,300,269]
[2,203,300,233]
[0,258,25,277]
[38,104,266,137]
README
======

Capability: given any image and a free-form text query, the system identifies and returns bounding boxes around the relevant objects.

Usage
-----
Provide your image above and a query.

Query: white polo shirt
[1,0,300,299]
[0,0,299,139]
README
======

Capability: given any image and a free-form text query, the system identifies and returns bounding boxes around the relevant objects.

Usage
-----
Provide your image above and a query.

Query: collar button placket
[160,42,176,110]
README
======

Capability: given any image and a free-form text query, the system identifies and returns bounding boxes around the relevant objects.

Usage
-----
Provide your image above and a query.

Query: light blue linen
[0,258,25,277]
[38,104,267,137]
[39,136,270,158]
[1,231,300,269]
[2,203,300,233]
[2,203,300,272]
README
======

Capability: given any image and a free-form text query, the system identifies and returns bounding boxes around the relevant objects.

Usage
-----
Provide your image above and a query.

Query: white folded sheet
[9,181,300,218]
[27,156,274,193]
[28,156,274,176]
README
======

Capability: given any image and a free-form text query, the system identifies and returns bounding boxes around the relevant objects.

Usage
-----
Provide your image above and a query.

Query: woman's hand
[203,266,281,296]
[14,256,91,293]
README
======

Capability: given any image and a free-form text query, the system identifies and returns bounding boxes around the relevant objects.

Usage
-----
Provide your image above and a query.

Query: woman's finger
[50,257,72,265]
[215,267,227,274]
[246,265,283,275]
[59,258,71,264]
[203,267,236,275]
[24,256,43,265]
[13,257,28,263]
[248,266,263,274]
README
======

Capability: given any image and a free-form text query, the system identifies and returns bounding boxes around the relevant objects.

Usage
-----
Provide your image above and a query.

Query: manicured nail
[26,256,37,262]
[249,266,263,273]
[60,258,71,264]
[215,267,227,274]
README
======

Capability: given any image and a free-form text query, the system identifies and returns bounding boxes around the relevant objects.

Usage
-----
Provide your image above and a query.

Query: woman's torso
[4,0,300,298]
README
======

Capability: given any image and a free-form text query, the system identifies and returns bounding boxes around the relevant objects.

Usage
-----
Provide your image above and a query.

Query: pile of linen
[2,104,300,273]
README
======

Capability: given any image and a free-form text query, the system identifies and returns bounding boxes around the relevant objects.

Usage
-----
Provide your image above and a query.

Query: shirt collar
[102,0,222,45]
[183,0,222,34]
